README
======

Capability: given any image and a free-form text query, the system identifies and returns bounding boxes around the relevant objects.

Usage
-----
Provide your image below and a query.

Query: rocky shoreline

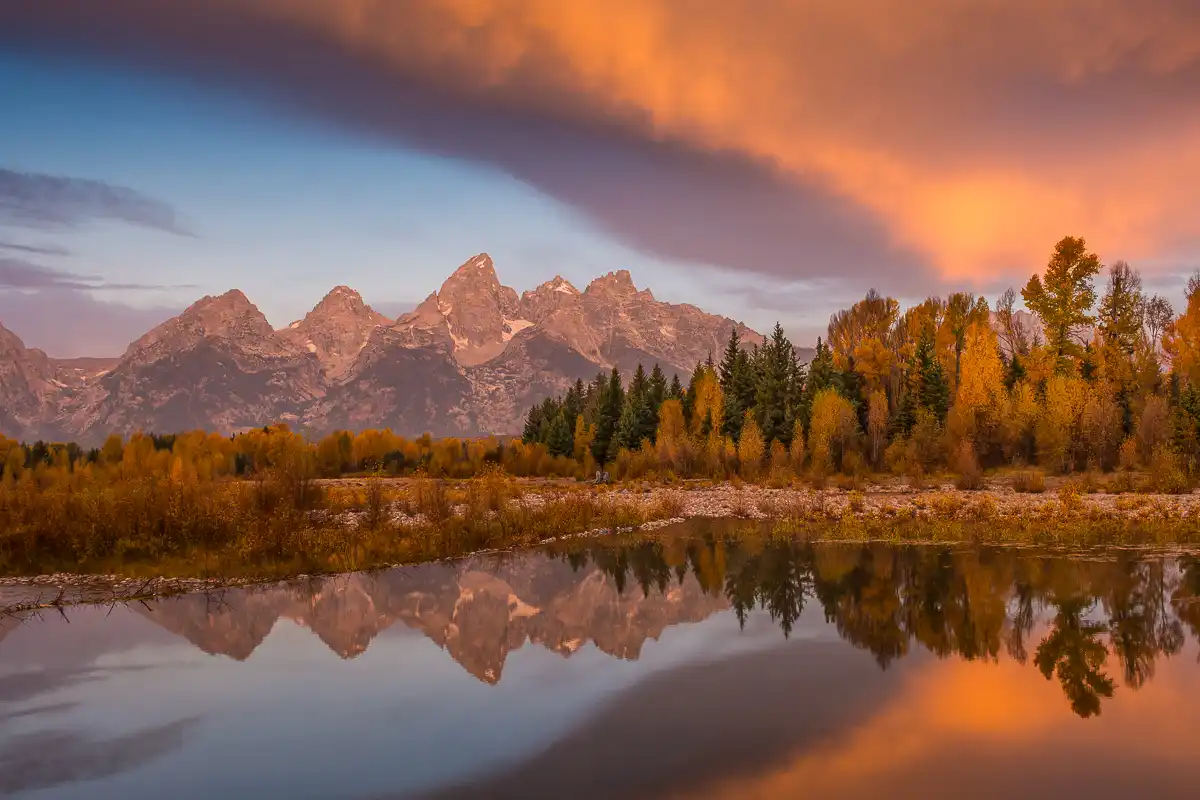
[4,483,1199,613]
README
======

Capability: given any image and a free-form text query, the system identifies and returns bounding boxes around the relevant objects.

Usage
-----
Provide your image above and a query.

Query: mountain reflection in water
[3,531,1200,799]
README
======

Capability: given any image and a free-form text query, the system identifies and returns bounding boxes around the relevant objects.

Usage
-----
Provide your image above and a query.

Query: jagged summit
[0,253,763,443]
[128,289,276,357]
[298,285,387,325]
[281,285,391,380]
[451,253,496,276]
[586,269,638,295]
[543,275,579,295]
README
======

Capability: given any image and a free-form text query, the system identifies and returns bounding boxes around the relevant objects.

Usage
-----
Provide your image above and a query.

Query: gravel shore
[4,483,1198,612]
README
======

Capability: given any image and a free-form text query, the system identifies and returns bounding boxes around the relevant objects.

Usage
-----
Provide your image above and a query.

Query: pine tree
[591,367,624,464]
[718,328,741,389]
[536,396,558,443]
[720,331,744,441]
[785,354,807,438]
[668,373,684,402]
[546,412,573,457]
[683,362,703,428]
[756,323,795,446]
[608,364,657,450]
[628,363,649,407]
[1005,351,1026,390]
[583,372,605,425]
[898,327,950,433]
[522,403,543,444]
[615,397,641,452]
[648,364,668,413]
[563,379,585,427]
[720,345,757,443]
[922,339,951,423]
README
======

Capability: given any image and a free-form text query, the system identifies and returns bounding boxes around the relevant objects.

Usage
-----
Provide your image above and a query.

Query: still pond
[3,522,1200,798]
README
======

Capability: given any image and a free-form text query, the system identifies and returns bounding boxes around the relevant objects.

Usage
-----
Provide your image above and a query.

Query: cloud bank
[0,168,190,235]
[4,1,1200,290]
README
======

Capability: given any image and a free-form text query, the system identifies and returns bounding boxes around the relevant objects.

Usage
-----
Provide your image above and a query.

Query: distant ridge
[0,253,761,443]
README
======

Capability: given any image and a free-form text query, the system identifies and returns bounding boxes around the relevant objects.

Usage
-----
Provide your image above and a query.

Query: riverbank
[4,479,1200,613]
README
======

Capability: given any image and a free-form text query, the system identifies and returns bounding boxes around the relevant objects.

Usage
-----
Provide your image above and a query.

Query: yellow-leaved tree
[654,399,686,473]
[736,410,766,479]
[951,321,1007,459]
[689,367,724,441]
[1165,273,1200,386]
[1036,375,1087,472]
[808,388,859,474]
[788,418,806,470]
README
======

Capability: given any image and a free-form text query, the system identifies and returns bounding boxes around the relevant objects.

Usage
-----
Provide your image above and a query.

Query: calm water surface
[3,524,1200,799]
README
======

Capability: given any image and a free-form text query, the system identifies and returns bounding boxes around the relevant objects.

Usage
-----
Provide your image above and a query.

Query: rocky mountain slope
[279,286,390,381]
[136,552,729,682]
[0,254,761,442]
[60,290,325,437]
[0,322,58,437]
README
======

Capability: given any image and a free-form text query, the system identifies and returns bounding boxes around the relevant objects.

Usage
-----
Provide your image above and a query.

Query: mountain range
[0,254,762,444]
[136,552,729,683]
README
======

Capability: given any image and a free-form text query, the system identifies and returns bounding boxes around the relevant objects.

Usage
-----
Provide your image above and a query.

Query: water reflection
[2,531,1200,798]
[13,535,1198,716]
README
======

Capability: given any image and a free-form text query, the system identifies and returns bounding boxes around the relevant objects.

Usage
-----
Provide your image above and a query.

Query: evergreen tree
[521,403,543,444]
[1005,351,1027,390]
[628,363,650,407]
[615,397,641,451]
[583,372,605,425]
[720,345,758,443]
[683,361,703,428]
[756,323,796,446]
[718,328,742,389]
[648,363,668,413]
[897,327,950,432]
[616,364,658,448]
[591,367,624,464]
[784,354,808,438]
[546,412,573,457]
[668,373,684,402]
[536,396,558,442]
[1080,341,1100,382]
[563,379,585,426]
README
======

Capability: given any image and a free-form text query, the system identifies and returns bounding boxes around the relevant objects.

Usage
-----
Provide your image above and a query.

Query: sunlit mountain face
[4,533,1200,799]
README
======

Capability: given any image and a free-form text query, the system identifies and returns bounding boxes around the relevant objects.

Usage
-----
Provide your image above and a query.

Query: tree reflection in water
[565,533,1200,719]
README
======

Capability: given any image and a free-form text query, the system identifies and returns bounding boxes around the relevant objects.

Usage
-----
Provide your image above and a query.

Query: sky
[2,1,1200,357]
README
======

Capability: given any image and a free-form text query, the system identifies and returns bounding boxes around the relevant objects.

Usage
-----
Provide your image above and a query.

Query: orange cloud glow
[688,648,1200,799]
[233,0,1200,280]
[6,1,1200,284]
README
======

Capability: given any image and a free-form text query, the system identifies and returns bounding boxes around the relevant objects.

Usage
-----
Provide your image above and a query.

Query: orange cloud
[7,1,1200,284]
[225,0,1200,280]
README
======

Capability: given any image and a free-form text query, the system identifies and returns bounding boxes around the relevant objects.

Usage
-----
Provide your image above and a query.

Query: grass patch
[0,474,673,580]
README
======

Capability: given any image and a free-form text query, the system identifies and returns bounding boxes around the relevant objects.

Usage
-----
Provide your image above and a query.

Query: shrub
[1146,445,1190,494]
[1012,470,1046,494]
[1057,483,1085,515]
[952,440,984,491]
